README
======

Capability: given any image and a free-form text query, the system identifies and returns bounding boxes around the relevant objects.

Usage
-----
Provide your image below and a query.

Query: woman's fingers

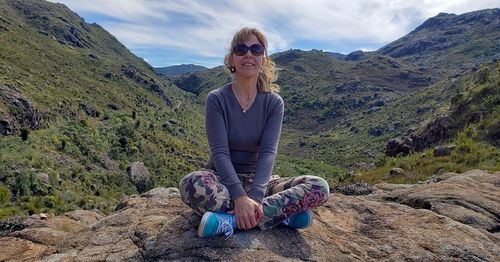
[248,212,257,228]
[256,204,264,221]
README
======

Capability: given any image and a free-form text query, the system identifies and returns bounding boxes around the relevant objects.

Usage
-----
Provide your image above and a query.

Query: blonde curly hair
[224,27,279,93]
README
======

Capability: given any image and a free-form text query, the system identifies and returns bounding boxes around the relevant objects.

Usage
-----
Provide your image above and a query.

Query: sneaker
[198,211,237,239]
[282,210,313,229]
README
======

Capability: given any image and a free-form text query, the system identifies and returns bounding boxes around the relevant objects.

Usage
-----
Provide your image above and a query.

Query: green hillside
[379,9,500,70]
[174,9,499,168]
[0,0,208,218]
[0,1,498,220]
[357,62,499,184]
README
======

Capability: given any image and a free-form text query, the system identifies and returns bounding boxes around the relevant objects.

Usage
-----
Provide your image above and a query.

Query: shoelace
[215,217,234,240]
[282,217,291,226]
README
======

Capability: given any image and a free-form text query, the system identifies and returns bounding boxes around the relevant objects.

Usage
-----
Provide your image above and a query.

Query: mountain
[0,0,208,218]
[155,64,208,77]
[173,9,500,168]
[325,51,347,60]
[0,0,498,222]
[378,9,500,71]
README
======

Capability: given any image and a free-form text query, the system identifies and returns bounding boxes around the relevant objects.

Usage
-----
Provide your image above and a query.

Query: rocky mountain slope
[174,9,500,167]
[378,9,500,70]
[0,0,207,217]
[1,169,498,261]
[155,64,208,77]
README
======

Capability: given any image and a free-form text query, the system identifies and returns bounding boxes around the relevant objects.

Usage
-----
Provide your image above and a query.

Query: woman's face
[231,34,264,79]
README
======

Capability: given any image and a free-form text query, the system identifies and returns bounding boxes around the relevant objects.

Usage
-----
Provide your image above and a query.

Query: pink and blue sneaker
[282,210,313,229]
[198,211,237,239]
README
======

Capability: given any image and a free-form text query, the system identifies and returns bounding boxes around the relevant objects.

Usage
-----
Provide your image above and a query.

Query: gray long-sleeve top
[205,83,284,202]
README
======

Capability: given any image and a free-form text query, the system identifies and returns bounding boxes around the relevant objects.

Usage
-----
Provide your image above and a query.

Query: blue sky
[49,0,499,68]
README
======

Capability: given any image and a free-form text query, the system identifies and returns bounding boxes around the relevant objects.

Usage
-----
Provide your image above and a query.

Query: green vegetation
[0,0,207,218]
[0,1,498,219]
[356,63,500,184]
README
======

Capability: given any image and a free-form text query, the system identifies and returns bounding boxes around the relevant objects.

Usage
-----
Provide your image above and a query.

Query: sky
[48,0,499,68]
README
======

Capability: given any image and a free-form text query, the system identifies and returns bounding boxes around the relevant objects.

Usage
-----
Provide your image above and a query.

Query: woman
[179,27,330,239]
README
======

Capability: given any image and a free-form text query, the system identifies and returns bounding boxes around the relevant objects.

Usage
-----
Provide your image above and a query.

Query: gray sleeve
[248,95,284,202]
[205,92,247,200]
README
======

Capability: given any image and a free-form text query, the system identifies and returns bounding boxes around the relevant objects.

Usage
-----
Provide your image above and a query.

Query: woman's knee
[299,176,330,195]
[178,170,231,212]
[302,176,330,206]
[179,171,215,204]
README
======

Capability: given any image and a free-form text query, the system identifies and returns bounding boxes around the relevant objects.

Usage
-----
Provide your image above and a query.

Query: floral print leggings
[179,170,330,230]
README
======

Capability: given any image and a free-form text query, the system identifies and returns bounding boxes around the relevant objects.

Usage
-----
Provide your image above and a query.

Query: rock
[121,65,172,107]
[1,171,499,261]
[0,85,43,135]
[354,162,374,170]
[103,72,113,78]
[379,170,500,234]
[63,210,103,226]
[35,173,49,184]
[39,213,48,220]
[368,126,384,136]
[368,99,385,108]
[386,115,456,156]
[126,161,152,190]
[386,136,413,156]
[106,103,119,110]
[390,167,405,177]
[466,111,487,124]
[0,115,16,135]
[0,216,29,236]
[433,144,457,156]
[331,182,375,195]
[364,106,381,114]
[78,100,99,117]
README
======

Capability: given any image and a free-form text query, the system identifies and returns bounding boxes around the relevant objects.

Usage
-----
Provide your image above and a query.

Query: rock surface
[0,170,498,261]
[0,85,43,136]
[126,161,152,191]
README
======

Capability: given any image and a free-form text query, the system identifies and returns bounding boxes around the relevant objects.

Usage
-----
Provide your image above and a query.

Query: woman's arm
[248,94,284,202]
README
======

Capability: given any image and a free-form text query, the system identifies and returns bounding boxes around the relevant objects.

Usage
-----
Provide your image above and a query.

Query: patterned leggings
[179,170,330,230]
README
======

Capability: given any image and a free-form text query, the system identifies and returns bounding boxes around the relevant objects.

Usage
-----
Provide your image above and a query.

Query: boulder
[127,161,152,190]
[433,144,457,156]
[368,126,384,136]
[386,115,456,156]
[389,167,405,177]
[0,85,43,135]
[379,170,500,234]
[35,173,49,184]
[0,114,16,135]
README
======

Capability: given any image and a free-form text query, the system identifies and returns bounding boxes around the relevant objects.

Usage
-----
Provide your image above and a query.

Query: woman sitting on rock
[179,27,330,238]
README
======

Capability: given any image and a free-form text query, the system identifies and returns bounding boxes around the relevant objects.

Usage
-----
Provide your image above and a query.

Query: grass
[355,64,500,184]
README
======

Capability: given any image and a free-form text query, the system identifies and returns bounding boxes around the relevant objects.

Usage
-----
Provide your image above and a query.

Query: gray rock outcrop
[0,170,498,261]
[0,85,43,136]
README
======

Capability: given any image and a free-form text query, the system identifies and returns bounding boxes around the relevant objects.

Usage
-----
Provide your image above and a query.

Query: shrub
[0,186,11,204]
[20,128,29,141]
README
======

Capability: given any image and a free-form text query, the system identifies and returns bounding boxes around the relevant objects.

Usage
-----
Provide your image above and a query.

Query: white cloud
[48,0,499,67]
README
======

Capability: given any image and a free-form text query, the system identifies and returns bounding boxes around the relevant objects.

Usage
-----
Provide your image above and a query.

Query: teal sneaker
[282,210,313,229]
[198,211,237,239]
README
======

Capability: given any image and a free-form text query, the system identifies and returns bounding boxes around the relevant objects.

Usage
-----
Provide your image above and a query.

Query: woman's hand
[229,196,263,230]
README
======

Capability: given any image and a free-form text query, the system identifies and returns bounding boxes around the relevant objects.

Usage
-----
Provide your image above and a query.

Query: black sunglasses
[233,44,264,56]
